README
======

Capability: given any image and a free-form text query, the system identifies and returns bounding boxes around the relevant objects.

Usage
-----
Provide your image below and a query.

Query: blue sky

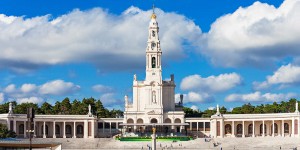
[0,0,299,111]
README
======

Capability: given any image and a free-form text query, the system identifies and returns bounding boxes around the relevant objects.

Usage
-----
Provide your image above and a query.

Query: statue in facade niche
[152,91,156,103]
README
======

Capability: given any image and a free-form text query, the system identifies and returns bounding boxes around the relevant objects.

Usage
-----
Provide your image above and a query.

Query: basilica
[0,9,300,139]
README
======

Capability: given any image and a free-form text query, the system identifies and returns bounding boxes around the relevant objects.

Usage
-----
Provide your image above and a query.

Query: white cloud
[254,64,300,90]
[175,92,214,104]
[16,97,43,104]
[100,93,120,107]
[0,7,201,72]
[180,73,241,93]
[21,84,37,93]
[202,0,300,68]
[92,84,113,93]
[225,91,296,103]
[190,105,199,111]
[208,106,215,110]
[39,80,80,96]
[4,84,17,93]
[0,93,4,103]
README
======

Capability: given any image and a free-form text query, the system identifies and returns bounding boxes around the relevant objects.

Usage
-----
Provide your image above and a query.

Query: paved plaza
[25,137,300,150]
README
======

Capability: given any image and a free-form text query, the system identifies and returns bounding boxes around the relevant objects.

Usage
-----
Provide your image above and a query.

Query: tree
[95,100,106,118]
[52,101,61,114]
[232,107,242,114]
[14,103,39,114]
[40,102,53,114]
[71,99,83,115]
[220,106,227,114]
[0,102,10,114]
[202,109,216,118]
[241,103,254,114]
[61,97,72,114]
[0,124,16,138]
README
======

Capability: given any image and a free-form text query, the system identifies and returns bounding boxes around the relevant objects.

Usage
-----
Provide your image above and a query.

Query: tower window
[152,30,155,37]
[152,57,156,68]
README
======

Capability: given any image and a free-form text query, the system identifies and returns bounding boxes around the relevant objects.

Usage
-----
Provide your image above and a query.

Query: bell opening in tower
[152,57,156,68]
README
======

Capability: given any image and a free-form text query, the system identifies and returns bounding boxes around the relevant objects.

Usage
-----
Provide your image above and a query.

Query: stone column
[203,122,206,132]
[63,122,66,138]
[232,121,235,137]
[110,122,112,134]
[220,120,224,138]
[242,121,245,137]
[272,120,275,137]
[262,120,265,137]
[53,121,56,138]
[190,122,192,131]
[102,122,105,133]
[84,120,88,138]
[282,120,284,137]
[252,120,255,137]
[91,120,95,138]
[298,118,300,137]
[73,122,76,138]
[292,118,295,137]
[33,121,36,137]
[24,121,27,138]
[43,121,46,138]
[13,120,17,133]
[7,119,11,130]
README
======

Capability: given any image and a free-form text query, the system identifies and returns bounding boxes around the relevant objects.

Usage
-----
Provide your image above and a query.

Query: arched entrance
[248,124,253,135]
[127,118,134,132]
[225,124,232,134]
[174,118,181,133]
[150,118,158,123]
[164,118,171,133]
[236,124,242,135]
[66,125,72,138]
[284,123,289,134]
[77,125,84,138]
[19,124,24,135]
[137,118,144,134]
[55,125,60,136]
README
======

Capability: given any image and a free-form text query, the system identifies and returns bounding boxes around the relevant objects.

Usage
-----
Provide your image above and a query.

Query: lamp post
[152,125,156,150]
[27,108,35,150]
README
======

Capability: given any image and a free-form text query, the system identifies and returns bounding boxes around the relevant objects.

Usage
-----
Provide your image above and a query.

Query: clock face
[151,42,156,49]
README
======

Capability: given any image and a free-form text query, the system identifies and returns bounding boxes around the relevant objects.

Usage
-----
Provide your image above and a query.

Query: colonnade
[9,119,95,139]
[215,118,299,138]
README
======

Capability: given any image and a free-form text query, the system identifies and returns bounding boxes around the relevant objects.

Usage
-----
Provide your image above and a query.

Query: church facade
[0,9,300,139]
[123,12,185,133]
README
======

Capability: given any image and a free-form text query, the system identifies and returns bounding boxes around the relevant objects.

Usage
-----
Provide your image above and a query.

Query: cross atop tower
[152,4,155,14]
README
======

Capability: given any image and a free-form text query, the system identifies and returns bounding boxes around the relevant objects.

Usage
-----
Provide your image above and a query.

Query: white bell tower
[145,7,162,83]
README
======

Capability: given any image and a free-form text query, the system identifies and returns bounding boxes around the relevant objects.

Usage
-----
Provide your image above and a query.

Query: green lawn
[116,136,193,142]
